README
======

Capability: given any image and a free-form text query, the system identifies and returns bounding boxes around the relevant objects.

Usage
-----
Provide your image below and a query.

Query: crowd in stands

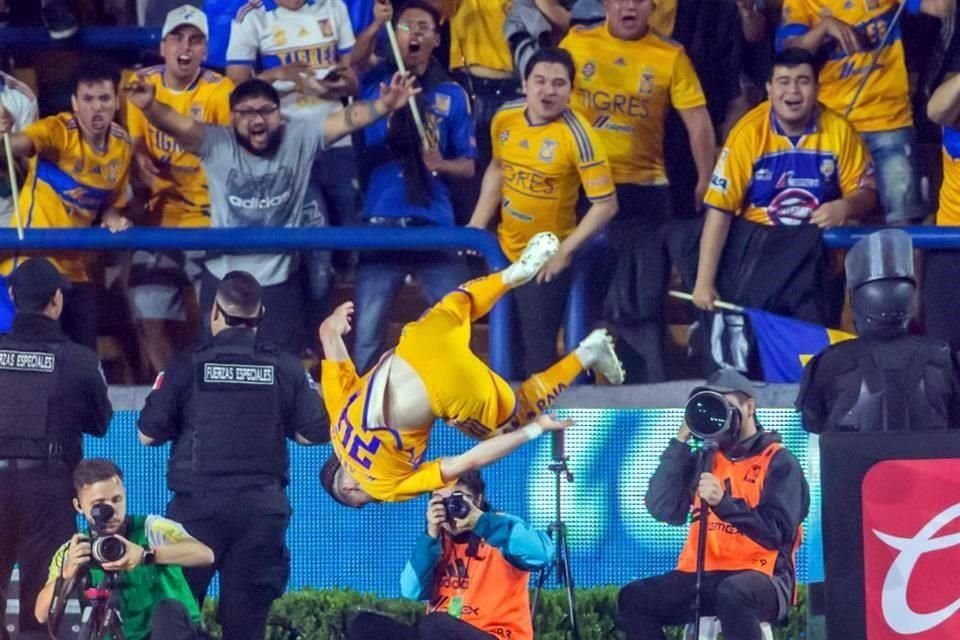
[0,0,957,385]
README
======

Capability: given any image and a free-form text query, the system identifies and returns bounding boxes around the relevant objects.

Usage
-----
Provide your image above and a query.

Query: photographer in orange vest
[401,470,553,639]
[618,369,809,640]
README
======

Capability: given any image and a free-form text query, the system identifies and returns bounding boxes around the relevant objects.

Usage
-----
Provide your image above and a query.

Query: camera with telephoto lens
[684,390,742,447]
[87,503,126,567]
[443,491,471,523]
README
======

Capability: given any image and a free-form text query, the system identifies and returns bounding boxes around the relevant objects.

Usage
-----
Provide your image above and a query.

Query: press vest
[430,536,534,640]
[168,341,287,487]
[677,442,797,576]
[86,516,201,640]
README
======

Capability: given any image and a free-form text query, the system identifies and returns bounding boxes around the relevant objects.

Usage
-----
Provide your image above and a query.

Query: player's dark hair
[524,47,576,83]
[216,271,263,325]
[394,0,441,30]
[74,459,124,494]
[230,78,280,110]
[71,61,121,95]
[456,470,491,512]
[770,47,821,80]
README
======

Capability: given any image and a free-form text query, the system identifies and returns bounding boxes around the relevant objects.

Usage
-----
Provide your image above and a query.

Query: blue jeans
[352,250,468,374]
[860,127,925,224]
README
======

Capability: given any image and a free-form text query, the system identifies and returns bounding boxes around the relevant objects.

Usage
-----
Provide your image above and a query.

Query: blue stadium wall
[94,386,823,597]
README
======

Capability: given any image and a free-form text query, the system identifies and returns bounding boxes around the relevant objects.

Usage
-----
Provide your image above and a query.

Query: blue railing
[0,227,516,377]
[0,27,161,50]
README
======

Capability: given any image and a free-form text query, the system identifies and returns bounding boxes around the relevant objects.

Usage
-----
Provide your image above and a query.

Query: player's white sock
[501,232,561,288]
[575,329,625,385]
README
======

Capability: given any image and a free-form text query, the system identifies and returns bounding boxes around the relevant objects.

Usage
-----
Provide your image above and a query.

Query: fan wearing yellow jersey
[468,48,617,376]
[0,65,133,350]
[692,49,876,314]
[560,0,714,383]
[319,232,625,507]
[923,69,960,356]
[125,6,233,375]
[778,0,952,223]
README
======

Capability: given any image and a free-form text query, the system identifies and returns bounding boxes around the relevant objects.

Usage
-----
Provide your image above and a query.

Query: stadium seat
[683,616,774,640]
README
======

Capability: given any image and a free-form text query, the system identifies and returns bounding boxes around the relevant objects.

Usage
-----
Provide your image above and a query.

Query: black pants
[199,269,305,355]
[599,184,672,383]
[167,484,291,640]
[418,613,497,639]
[0,460,75,640]
[149,598,205,640]
[512,269,572,377]
[62,281,99,351]
[618,570,780,640]
[923,250,960,355]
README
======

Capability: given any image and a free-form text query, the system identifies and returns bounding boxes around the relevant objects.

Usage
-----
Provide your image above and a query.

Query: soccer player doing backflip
[319,232,624,507]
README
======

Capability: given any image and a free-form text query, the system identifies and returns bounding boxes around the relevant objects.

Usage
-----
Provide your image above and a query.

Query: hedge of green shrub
[203,585,807,639]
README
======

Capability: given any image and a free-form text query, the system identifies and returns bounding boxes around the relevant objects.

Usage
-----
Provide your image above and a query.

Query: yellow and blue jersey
[705,102,874,225]
[938,126,960,226]
[560,23,706,185]
[491,103,615,260]
[1,113,132,282]
[777,0,918,133]
[322,356,445,503]
[125,66,233,228]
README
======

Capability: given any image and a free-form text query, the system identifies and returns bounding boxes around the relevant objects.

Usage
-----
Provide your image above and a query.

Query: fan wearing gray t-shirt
[123,71,419,353]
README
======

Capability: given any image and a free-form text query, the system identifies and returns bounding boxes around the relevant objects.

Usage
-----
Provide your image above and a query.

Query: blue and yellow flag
[744,308,855,383]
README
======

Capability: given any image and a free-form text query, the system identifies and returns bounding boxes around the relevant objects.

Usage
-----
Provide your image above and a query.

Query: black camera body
[443,491,471,523]
[86,503,126,568]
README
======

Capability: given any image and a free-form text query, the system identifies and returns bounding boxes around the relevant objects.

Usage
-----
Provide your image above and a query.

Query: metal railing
[0,227,516,378]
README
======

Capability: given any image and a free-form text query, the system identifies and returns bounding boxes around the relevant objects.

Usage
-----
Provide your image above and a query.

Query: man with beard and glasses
[125,5,234,377]
[0,64,134,351]
[124,69,419,354]
[351,0,475,373]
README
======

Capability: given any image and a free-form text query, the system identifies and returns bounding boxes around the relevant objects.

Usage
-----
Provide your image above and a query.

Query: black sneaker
[41,0,78,40]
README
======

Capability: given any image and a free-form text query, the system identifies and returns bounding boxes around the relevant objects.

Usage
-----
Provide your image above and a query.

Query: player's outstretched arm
[319,301,354,363]
[125,76,206,154]
[439,414,573,481]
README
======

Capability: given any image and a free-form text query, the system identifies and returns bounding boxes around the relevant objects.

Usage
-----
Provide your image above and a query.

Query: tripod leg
[559,529,582,640]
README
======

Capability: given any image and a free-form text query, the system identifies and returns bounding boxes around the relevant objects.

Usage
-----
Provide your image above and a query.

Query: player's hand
[810,200,849,229]
[62,534,92,580]
[535,413,575,432]
[677,420,692,443]
[99,536,145,572]
[101,212,133,233]
[691,281,719,312]
[821,16,866,55]
[426,493,446,538]
[451,495,484,533]
[698,472,725,507]
[0,106,13,135]
[422,147,444,173]
[537,247,572,283]
[124,76,157,111]
[373,0,393,25]
[320,301,354,339]
[376,72,421,114]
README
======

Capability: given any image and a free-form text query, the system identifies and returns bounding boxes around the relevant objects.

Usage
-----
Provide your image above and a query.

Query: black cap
[690,368,759,399]
[8,258,71,312]
[319,454,356,508]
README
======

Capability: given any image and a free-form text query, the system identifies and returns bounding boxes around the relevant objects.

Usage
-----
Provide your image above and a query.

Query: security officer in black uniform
[136,270,329,640]
[0,258,112,640]
[797,229,960,433]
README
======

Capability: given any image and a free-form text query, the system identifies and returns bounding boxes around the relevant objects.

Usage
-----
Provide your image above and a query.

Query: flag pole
[669,290,745,313]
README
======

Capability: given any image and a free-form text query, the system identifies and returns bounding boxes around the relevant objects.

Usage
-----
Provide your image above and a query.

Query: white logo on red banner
[863,459,960,639]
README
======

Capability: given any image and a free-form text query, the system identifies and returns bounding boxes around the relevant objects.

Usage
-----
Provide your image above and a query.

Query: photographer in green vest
[35,458,214,639]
